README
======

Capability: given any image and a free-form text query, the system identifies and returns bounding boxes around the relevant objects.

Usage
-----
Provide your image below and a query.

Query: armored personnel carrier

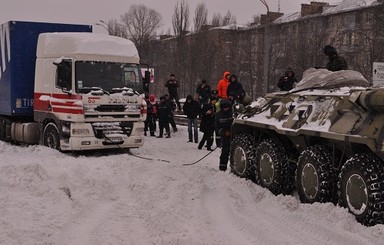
[230,68,384,226]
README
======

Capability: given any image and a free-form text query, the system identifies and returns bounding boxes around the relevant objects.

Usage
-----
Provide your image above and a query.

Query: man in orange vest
[217,71,230,99]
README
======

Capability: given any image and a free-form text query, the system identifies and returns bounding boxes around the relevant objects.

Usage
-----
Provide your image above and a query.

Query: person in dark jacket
[156,96,171,138]
[144,95,156,137]
[195,79,211,106]
[215,99,234,171]
[227,74,245,104]
[277,68,298,91]
[198,96,217,151]
[164,94,178,133]
[183,95,200,143]
[165,74,181,111]
[323,45,348,71]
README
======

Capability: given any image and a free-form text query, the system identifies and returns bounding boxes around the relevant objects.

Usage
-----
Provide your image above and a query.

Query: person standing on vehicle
[215,99,234,171]
[277,68,298,91]
[183,95,200,143]
[217,71,231,99]
[198,96,217,151]
[156,96,171,138]
[165,74,181,111]
[196,79,211,106]
[323,45,348,71]
[227,74,246,103]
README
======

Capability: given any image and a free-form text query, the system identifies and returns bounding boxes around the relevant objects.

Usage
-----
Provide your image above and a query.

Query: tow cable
[103,135,170,162]
[182,146,218,166]
[104,135,217,165]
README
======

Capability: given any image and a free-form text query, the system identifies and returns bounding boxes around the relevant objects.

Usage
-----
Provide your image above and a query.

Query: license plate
[106,136,122,142]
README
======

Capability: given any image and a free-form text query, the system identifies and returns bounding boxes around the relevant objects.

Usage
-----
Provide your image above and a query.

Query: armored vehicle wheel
[254,138,294,195]
[338,153,384,226]
[230,134,256,179]
[43,123,60,150]
[296,145,337,204]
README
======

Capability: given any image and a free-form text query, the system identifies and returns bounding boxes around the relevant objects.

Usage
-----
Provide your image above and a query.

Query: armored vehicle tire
[338,153,384,226]
[254,138,294,195]
[296,145,337,204]
[230,134,256,179]
[43,123,60,150]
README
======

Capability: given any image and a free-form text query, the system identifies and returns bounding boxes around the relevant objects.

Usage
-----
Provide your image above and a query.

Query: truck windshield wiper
[77,87,110,95]
[111,87,140,95]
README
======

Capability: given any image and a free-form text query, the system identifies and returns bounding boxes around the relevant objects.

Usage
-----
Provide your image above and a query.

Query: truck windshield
[75,61,143,94]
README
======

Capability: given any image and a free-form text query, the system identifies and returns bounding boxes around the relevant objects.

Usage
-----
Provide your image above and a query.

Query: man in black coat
[323,45,348,71]
[183,95,200,143]
[227,75,245,104]
[165,74,181,111]
[278,68,298,91]
[195,79,211,106]
[215,99,234,171]
[156,96,171,138]
[198,97,217,151]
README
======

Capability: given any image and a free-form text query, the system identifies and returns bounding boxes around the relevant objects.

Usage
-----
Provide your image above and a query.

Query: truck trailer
[0,21,149,151]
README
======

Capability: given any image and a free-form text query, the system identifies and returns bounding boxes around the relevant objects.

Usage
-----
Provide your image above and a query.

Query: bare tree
[211,13,222,27]
[222,11,237,26]
[108,19,127,38]
[251,15,261,25]
[172,0,190,36]
[120,4,162,55]
[193,2,208,32]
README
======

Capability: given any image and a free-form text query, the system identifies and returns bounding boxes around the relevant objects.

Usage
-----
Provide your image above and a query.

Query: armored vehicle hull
[230,68,384,226]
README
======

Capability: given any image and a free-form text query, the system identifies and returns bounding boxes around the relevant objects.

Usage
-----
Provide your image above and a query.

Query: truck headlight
[72,128,90,135]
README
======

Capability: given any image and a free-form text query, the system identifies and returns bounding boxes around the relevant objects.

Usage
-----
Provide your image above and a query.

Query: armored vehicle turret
[230,68,384,226]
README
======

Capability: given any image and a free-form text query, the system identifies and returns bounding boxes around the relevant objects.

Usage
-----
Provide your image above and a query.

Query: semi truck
[0,21,150,151]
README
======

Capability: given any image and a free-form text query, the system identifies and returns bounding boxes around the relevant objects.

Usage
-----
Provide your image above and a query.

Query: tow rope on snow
[127,149,171,163]
[104,135,217,165]
[182,146,218,166]
[103,135,171,163]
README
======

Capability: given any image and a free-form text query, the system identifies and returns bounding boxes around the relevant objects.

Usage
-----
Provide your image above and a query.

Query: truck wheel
[338,153,384,226]
[254,138,294,195]
[230,134,256,179]
[297,145,337,204]
[43,123,60,150]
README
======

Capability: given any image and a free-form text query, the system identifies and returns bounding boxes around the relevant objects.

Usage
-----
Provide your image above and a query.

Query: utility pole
[95,20,110,34]
[260,0,270,94]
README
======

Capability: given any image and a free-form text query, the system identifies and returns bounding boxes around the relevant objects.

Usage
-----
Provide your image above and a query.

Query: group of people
[144,93,178,139]
[146,44,348,171]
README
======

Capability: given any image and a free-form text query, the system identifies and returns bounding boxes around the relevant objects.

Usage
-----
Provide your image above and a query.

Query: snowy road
[0,126,383,244]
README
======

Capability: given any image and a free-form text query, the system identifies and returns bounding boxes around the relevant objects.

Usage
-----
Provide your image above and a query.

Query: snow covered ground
[0,126,383,245]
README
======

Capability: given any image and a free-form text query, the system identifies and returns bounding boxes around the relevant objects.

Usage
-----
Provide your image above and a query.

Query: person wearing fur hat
[323,45,348,71]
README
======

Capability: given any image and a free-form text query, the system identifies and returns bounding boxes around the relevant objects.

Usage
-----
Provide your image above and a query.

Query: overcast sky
[0,0,341,33]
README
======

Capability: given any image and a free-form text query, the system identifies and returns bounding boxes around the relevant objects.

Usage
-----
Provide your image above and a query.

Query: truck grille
[94,104,125,112]
[92,122,134,139]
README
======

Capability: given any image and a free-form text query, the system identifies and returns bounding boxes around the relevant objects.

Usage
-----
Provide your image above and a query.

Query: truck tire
[230,134,256,179]
[254,138,294,195]
[43,123,60,150]
[338,153,384,226]
[296,145,337,204]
